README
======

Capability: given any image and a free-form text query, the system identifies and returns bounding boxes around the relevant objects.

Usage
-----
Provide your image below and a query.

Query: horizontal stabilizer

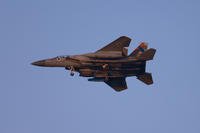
[137,48,156,61]
[137,73,153,85]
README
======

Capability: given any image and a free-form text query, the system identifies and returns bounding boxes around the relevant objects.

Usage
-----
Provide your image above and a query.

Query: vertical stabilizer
[137,48,156,61]
[129,42,148,57]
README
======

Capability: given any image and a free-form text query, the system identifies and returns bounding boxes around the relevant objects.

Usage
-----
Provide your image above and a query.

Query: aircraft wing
[105,77,127,91]
[96,36,131,52]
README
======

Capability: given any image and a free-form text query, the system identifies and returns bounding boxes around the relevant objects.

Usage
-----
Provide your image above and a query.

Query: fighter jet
[32,36,156,92]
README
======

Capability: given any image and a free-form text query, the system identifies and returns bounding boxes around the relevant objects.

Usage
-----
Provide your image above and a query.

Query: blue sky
[0,0,200,133]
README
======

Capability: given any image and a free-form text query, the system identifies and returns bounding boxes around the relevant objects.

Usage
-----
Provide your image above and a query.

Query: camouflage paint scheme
[32,36,156,92]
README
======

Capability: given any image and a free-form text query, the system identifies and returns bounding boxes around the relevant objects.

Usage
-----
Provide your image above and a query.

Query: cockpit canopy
[57,55,70,58]
[56,55,70,61]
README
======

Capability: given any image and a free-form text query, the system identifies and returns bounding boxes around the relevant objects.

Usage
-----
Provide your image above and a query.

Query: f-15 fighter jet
[32,36,156,92]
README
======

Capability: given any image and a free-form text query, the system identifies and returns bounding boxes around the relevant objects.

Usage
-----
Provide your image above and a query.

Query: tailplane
[137,73,153,85]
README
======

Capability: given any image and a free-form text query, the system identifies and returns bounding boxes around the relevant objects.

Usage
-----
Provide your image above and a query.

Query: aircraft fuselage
[32,36,156,91]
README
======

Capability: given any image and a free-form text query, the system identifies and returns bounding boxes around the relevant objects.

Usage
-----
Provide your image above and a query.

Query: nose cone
[31,60,46,66]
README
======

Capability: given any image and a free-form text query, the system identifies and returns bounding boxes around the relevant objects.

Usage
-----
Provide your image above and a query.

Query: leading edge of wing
[96,36,131,52]
[105,77,127,92]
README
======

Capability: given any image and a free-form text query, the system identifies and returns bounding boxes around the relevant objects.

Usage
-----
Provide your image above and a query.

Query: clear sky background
[0,0,200,133]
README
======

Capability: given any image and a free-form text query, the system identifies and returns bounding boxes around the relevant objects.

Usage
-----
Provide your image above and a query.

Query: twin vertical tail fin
[129,42,148,57]
[129,42,156,61]
[129,43,156,85]
[137,48,156,61]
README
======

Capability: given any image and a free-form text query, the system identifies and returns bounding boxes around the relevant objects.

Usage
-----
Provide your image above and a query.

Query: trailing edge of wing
[105,77,127,92]
[96,36,131,52]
